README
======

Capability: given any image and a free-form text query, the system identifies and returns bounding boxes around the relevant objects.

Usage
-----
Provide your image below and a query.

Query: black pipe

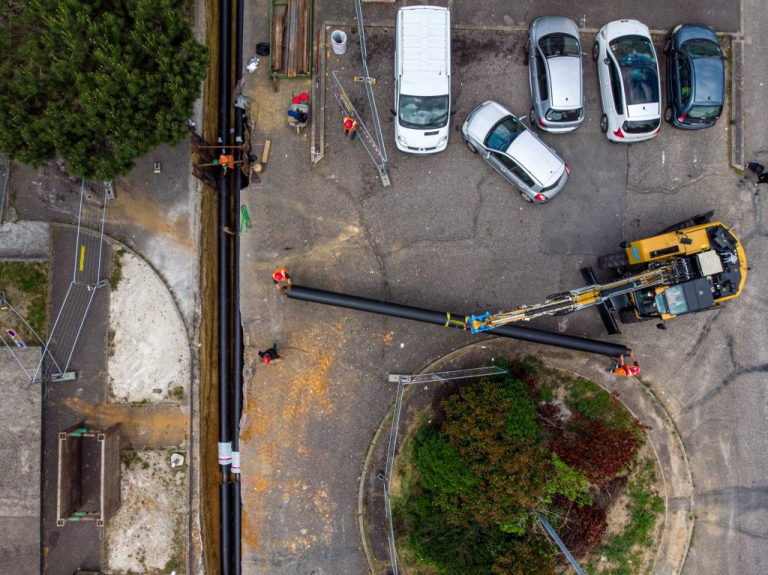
[231,0,245,570]
[216,0,232,568]
[286,286,631,358]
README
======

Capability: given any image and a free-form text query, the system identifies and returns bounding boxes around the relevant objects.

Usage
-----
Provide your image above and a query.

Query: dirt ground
[108,249,191,404]
[105,449,188,574]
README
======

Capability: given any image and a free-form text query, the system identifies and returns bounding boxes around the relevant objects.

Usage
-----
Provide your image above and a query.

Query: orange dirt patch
[64,397,187,448]
[107,192,195,251]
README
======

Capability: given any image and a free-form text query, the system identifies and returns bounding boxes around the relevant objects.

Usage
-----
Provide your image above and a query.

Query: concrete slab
[0,221,50,260]
[312,0,741,33]
[0,348,40,575]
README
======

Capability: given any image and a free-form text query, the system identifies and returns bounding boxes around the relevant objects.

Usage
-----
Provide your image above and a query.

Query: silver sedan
[526,16,584,133]
[461,100,569,203]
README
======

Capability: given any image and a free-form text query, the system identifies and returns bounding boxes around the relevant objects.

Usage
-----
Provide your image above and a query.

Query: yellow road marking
[79,245,85,272]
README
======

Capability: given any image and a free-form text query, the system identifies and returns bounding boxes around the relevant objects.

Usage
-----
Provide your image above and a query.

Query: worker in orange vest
[609,351,640,377]
[272,267,292,294]
[217,154,236,174]
[343,116,358,140]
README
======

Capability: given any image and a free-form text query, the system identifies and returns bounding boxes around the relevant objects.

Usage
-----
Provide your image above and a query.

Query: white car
[593,20,661,142]
[393,6,451,154]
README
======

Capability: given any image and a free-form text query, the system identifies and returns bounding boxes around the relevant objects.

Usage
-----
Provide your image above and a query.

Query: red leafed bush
[559,502,608,555]
[552,418,643,486]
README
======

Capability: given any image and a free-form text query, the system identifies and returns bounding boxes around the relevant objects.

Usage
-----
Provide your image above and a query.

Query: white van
[394,6,451,154]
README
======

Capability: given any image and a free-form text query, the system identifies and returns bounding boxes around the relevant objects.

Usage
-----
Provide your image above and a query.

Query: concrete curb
[730,38,744,169]
[357,339,694,575]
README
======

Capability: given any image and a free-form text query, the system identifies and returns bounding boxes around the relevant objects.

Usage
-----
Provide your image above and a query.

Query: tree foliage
[553,418,643,487]
[413,427,477,495]
[0,0,208,180]
[439,378,589,532]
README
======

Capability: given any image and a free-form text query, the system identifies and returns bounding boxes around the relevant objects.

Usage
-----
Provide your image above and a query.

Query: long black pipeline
[216,0,232,568]
[286,286,631,358]
[231,0,245,570]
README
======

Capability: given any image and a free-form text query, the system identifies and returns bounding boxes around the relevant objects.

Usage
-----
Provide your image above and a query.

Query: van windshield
[398,94,449,129]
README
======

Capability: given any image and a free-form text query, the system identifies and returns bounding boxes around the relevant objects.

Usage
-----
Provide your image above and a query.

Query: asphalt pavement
[237,1,763,574]
[41,227,110,575]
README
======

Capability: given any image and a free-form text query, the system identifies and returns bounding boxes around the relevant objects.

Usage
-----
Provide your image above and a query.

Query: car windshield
[538,34,580,58]
[657,285,690,315]
[398,94,449,129]
[610,37,658,105]
[546,108,582,122]
[623,118,660,133]
[683,39,722,58]
[688,104,721,119]
[485,116,525,151]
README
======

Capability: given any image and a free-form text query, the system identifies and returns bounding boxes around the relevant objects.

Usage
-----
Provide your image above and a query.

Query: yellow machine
[469,212,747,334]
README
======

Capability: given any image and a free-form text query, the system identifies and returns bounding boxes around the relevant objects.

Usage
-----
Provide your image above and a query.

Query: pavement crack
[627,171,714,195]
[328,176,391,298]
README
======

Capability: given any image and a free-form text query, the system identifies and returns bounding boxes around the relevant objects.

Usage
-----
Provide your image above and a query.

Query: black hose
[231,0,245,570]
[217,0,232,568]
[286,286,631,358]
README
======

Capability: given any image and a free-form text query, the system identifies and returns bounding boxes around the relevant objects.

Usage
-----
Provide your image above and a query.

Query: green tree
[0,0,208,180]
[413,427,477,495]
[440,378,589,532]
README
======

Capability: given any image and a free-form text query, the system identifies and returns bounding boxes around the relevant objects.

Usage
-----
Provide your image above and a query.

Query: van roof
[398,7,450,97]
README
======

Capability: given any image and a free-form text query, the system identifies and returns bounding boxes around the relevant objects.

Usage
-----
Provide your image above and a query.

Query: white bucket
[331,30,348,55]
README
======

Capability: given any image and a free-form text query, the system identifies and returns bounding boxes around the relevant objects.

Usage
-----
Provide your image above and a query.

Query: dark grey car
[526,16,584,133]
[663,24,725,130]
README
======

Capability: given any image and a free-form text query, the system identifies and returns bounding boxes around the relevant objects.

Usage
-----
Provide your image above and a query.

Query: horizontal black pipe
[286,285,631,358]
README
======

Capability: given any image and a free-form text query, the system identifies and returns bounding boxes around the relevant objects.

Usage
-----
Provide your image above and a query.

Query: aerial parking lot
[3,0,766,574]
[236,2,766,575]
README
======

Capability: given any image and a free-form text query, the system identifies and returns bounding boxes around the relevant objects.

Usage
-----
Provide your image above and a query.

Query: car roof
[507,131,563,186]
[691,57,725,105]
[398,7,450,96]
[546,57,582,110]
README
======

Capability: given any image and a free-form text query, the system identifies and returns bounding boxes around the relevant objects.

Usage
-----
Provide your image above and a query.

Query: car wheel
[529,108,537,128]
[520,191,534,203]
[592,42,599,61]
[664,105,674,123]
[600,114,608,133]
[523,40,529,56]
[466,140,478,154]
[663,38,672,54]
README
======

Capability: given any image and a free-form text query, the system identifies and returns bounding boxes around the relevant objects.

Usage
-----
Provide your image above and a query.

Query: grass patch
[170,385,185,401]
[110,248,126,291]
[567,378,633,432]
[586,460,665,575]
[120,445,142,470]
[0,261,49,340]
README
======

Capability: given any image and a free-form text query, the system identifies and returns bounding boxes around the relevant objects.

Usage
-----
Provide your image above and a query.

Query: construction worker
[258,343,281,365]
[217,154,236,174]
[272,267,292,294]
[609,351,640,377]
[343,116,358,140]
